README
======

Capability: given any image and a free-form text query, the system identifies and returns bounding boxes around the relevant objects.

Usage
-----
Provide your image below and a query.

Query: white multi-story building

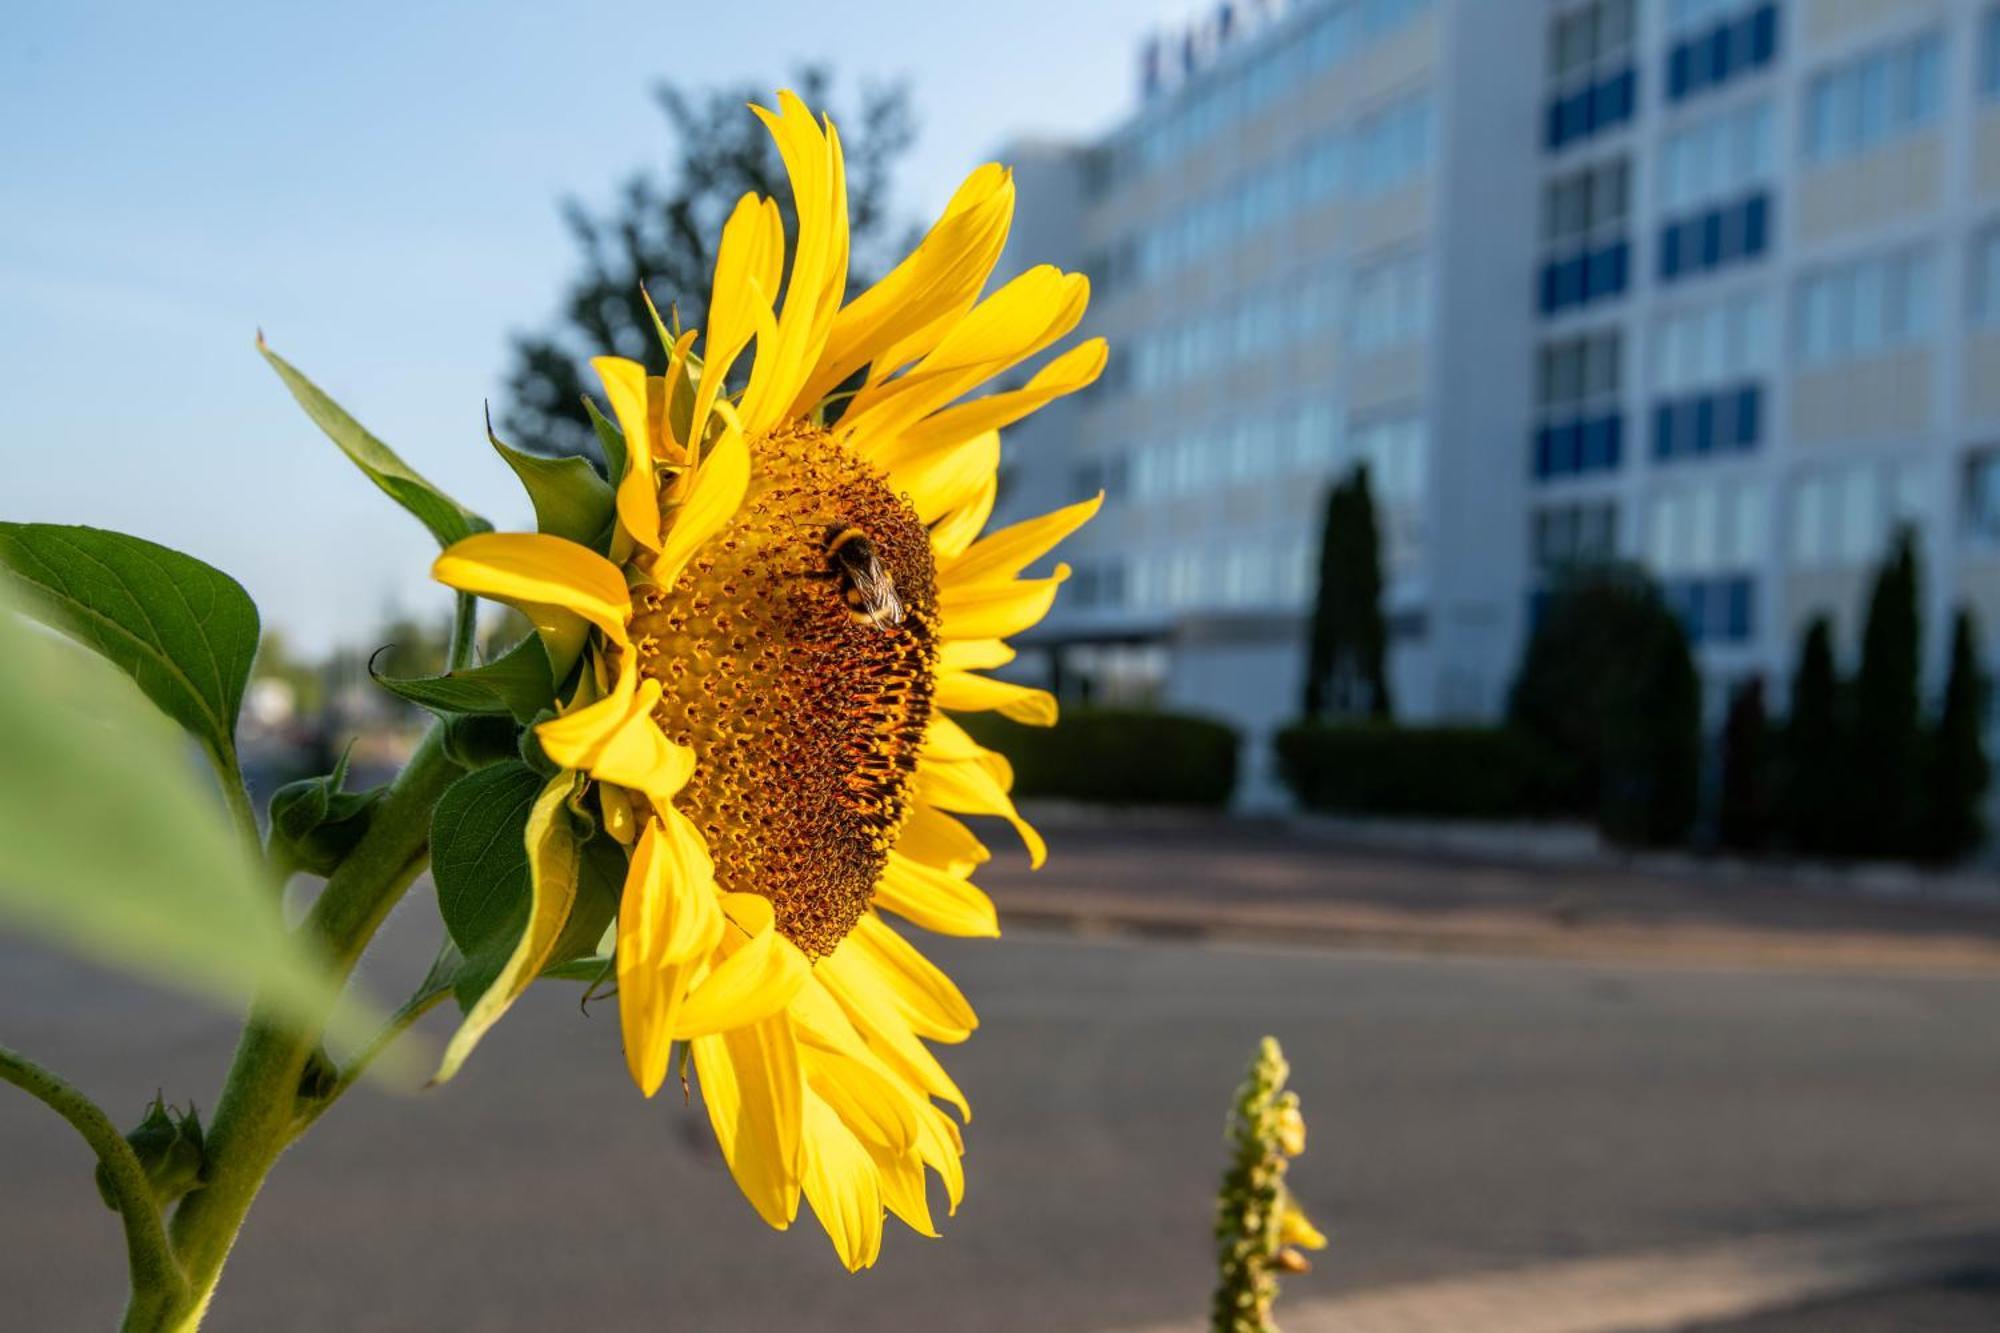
[993,0,2000,804]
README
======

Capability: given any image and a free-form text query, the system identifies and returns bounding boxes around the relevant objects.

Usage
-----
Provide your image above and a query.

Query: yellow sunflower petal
[695,193,783,443]
[912,1100,967,1214]
[653,412,750,587]
[433,532,632,644]
[937,567,1069,642]
[943,493,1105,585]
[693,1013,804,1230]
[894,806,992,874]
[918,754,1047,869]
[866,1140,940,1239]
[594,355,664,553]
[874,851,999,938]
[796,162,1016,409]
[937,671,1058,727]
[673,892,811,1037]
[1282,1200,1329,1251]
[801,1091,884,1272]
[739,91,848,434]
[838,265,1090,449]
[804,1043,920,1153]
[615,808,722,1096]
[816,955,971,1120]
[842,913,977,1040]
[872,430,999,525]
[930,477,997,563]
[889,338,1108,458]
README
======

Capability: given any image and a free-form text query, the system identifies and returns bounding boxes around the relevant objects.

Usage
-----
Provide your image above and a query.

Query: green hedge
[956,707,1239,807]
[1274,722,1570,819]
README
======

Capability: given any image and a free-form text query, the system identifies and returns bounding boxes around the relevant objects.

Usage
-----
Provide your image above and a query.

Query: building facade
[993,0,2000,805]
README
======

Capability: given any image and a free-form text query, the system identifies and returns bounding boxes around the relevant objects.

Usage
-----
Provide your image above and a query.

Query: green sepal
[517,709,562,778]
[431,762,544,1008]
[583,398,627,490]
[96,1095,204,1211]
[267,746,385,878]
[546,833,622,974]
[258,335,490,548]
[442,713,524,771]
[486,406,615,549]
[370,635,556,723]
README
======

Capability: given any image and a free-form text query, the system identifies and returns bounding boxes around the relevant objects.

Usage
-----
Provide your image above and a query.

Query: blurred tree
[1922,607,1990,862]
[1716,675,1772,852]
[501,68,916,460]
[1780,616,1844,856]
[252,629,324,718]
[1301,464,1391,720]
[1851,526,1922,856]
[1508,565,1699,846]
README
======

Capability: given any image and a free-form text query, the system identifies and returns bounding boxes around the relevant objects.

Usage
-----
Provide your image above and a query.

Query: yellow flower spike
[1281,1201,1328,1251]
[429,89,1100,1265]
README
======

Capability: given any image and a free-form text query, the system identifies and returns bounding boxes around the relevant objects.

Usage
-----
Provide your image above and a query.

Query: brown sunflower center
[628,423,938,958]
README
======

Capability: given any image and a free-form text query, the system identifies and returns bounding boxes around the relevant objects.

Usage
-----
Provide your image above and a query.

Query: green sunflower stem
[123,725,462,1332]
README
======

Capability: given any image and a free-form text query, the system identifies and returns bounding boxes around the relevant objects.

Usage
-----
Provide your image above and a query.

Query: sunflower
[431,90,1103,1268]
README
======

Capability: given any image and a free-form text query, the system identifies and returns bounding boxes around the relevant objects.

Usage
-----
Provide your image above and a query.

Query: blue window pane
[1700,208,1724,267]
[1539,261,1559,314]
[1660,222,1683,281]
[1705,27,1730,88]
[1726,578,1754,640]
[1653,403,1675,459]
[1686,31,1713,93]
[1608,239,1630,294]
[1679,581,1708,643]
[1736,385,1760,449]
[1552,422,1582,474]
[1749,4,1777,66]
[1605,412,1624,468]
[1555,255,1585,308]
[1743,194,1769,256]
[1545,98,1565,150]
[1533,426,1552,479]
[1609,68,1636,124]
[1593,77,1620,131]
[1693,396,1716,455]
[1669,44,1691,101]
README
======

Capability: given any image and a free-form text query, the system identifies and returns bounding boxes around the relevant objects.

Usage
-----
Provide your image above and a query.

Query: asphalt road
[5,900,2000,1330]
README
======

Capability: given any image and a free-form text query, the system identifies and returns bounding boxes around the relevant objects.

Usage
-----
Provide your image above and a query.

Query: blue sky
[2,0,1164,651]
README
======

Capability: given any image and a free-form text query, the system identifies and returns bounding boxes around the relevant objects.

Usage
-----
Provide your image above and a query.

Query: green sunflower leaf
[0,523,258,774]
[430,761,545,1008]
[487,410,615,548]
[258,335,490,548]
[371,634,556,722]
[0,582,360,1033]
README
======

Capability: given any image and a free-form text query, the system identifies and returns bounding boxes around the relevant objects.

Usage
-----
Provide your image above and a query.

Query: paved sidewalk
[1114,1213,2000,1333]
[986,818,2000,972]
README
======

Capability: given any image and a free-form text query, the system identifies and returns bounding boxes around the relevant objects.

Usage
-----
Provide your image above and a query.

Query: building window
[1973,228,2000,327]
[1533,329,1623,480]
[1803,31,1945,165]
[1532,500,1619,569]
[1351,251,1431,354]
[1539,156,1632,314]
[1667,1,1779,103]
[1790,459,1930,568]
[1350,413,1429,566]
[1647,478,1765,644]
[1967,449,2000,544]
[1796,249,1937,368]
[1353,91,1434,197]
[1660,99,1773,214]
[1546,0,1638,152]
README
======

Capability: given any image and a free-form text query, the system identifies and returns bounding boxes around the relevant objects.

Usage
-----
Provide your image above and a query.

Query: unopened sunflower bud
[96,1095,204,1211]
